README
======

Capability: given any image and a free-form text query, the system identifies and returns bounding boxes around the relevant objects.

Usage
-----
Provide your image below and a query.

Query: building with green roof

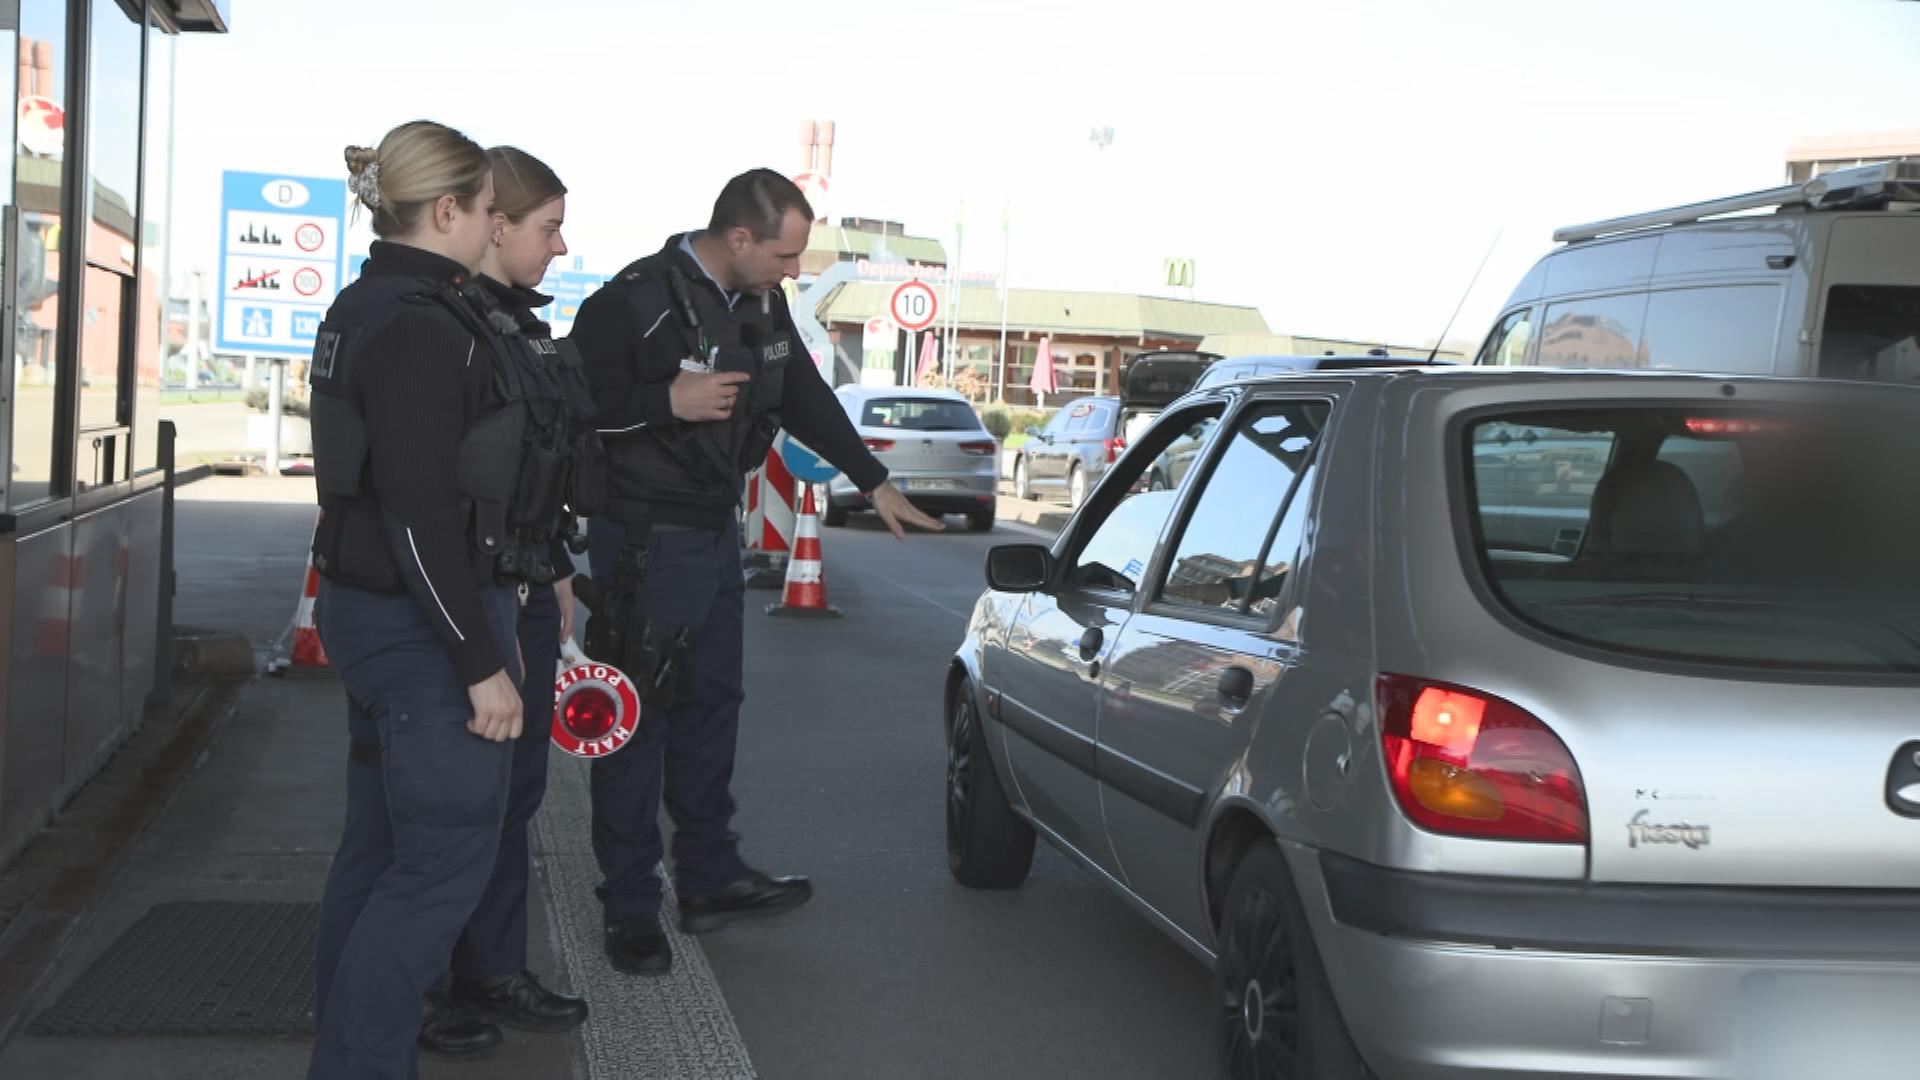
[813,281,1270,405]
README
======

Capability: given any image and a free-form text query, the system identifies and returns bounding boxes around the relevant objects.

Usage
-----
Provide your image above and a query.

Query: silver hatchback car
[824,385,999,531]
[945,368,1920,1079]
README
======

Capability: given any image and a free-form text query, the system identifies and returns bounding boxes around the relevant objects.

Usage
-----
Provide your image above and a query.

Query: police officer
[416,145,601,1053]
[570,168,942,976]
[304,121,576,1079]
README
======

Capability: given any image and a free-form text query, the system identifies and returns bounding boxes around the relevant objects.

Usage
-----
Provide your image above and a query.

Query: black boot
[604,917,674,976]
[450,970,589,1034]
[418,991,503,1060]
[678,871,813,934]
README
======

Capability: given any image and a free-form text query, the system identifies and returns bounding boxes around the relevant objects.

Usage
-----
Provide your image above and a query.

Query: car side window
[1041,408,1073,437]
[1157,401,1331,614]
[1067,404,1103,435]
[1478,308,1535,366]
[1066,403,1225,595]
[1537,294,1649,368]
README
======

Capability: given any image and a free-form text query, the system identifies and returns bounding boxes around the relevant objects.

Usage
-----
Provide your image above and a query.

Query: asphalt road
[677,511,1217,1078]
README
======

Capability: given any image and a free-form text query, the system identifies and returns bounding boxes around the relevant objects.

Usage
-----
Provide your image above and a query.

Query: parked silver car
[825,386,998,531]
[945,367,1920,1079]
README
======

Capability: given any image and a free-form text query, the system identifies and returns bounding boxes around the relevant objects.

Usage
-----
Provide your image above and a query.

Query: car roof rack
[1552,161,1920,243]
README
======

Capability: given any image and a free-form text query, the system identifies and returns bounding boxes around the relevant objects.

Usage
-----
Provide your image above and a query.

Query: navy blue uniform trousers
[587,517,751,924]
[450,580,561,980]
[309,580,521,1080]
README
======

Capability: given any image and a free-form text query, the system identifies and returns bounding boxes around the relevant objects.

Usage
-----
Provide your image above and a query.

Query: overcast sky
[165,0,1920,350]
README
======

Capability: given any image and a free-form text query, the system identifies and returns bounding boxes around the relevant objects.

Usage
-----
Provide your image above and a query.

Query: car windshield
[1463,401,1920,675]
[858,398,984,432]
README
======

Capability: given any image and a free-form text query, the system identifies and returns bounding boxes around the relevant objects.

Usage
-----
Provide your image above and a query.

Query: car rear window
[858,398,983,432]
[1463,403,1920,675]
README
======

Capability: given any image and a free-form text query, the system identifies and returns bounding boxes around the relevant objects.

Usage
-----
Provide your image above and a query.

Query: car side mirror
[986,544,1052,593]
[1024,425,1040,437]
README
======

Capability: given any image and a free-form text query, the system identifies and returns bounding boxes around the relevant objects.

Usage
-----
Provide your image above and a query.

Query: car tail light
[1103,436,1126,463]
[959,440,996,456]
[560,685,619,742]
[1375,675,1587,844]
[863,437,895,451]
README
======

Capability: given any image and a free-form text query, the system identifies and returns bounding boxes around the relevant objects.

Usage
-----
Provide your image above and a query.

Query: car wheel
[967,505,995,533]
[1217,842,1373,1080]
[946,679,1035,889]
[1067,464,1088,509]
[1013,457,1031,501]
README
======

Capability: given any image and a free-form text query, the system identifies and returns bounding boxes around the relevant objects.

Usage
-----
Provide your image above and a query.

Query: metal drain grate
[30,901,317,1036]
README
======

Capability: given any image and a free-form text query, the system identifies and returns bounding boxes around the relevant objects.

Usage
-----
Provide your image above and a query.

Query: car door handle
[1218,666,1254,708]
[1078,627,1103,662]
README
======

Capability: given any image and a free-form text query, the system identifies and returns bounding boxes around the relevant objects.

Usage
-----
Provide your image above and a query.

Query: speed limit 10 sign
[889,280,938,331]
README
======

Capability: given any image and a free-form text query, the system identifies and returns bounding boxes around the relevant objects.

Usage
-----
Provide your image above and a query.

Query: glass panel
[1247,460,1316,622]
[135,13,168,472]
[1537,293,1649,369]
[12,0,68,506]
[858,396,982,431]
[81,0,139,432]
[79,262,121,430]
[1478,307,1534,366]
[1639,285,1783,374]
[1819,286,1920,383]
[1066,404,1223,595]
[1464,405,1920,675]
[1160,402,1329,612]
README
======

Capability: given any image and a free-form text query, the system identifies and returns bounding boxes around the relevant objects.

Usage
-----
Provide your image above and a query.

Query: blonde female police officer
[417,146,599,1053]
[305,122,589,1078]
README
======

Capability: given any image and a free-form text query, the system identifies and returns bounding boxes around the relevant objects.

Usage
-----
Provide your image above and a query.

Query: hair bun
[344,146,382,210]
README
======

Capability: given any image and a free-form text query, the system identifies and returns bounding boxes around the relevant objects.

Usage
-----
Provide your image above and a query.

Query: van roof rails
[1553,161,1920,243]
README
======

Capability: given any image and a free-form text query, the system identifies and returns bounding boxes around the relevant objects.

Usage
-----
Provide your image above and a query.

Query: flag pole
[996,198,1011,404]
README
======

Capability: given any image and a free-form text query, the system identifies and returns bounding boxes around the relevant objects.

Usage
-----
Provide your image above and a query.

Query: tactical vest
[604,254,788,503]
[458,281,610,572]
[307,272,561,591]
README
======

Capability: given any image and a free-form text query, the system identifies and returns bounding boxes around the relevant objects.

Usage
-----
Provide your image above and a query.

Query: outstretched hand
[870,481,946,539]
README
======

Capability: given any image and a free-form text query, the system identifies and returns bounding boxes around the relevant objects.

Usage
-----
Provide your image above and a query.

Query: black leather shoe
[678,871,813,934]
[418,992,502,1060]
[604,917,673,976]
[450,970,589,1034]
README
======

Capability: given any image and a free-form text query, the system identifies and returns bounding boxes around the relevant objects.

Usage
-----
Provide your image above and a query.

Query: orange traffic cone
[267,551,331,675]
[765,485,841,618]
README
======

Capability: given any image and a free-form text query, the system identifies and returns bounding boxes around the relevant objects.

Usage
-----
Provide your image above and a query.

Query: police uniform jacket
[568,233,888,530]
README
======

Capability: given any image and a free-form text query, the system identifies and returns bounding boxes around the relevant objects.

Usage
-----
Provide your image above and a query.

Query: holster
[577,530,690,709]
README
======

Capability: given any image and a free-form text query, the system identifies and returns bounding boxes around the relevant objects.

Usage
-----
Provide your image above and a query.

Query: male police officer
[570,168,942,975]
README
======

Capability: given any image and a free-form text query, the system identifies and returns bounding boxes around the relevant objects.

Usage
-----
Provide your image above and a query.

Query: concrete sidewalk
[0,477,585,1079]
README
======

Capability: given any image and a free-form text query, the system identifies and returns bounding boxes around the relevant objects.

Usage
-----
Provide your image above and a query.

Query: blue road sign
[216,171,347,357]
[777,432,840,484]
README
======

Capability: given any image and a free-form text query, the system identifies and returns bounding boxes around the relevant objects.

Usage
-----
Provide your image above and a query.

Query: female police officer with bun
[304,120,532,1079]
[418,145,598,1049]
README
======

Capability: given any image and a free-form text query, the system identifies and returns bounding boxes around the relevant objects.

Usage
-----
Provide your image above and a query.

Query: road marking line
[534,755,758,1079]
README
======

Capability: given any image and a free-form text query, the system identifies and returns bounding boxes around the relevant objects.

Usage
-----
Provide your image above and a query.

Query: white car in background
[825,386,1000,532]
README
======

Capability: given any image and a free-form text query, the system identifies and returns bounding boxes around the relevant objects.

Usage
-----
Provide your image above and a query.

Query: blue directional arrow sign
[776,432,840,484]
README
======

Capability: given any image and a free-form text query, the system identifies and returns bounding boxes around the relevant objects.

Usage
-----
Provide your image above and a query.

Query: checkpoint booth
[0,0,230,867]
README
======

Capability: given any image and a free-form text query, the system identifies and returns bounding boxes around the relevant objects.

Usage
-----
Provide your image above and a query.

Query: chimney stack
[32,39,52,97]
[799,120,818,173]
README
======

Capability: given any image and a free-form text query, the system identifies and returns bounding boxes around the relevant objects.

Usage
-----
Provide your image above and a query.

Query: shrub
[980,405,1012,440]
